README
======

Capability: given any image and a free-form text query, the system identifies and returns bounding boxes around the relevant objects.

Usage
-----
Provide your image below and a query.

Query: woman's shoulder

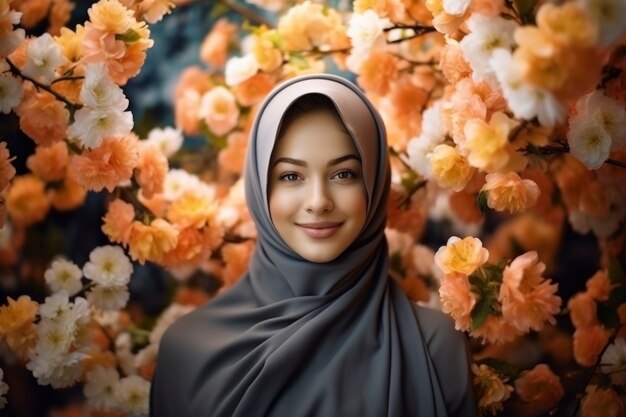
[410,303,478,417]
[410,303,465,347]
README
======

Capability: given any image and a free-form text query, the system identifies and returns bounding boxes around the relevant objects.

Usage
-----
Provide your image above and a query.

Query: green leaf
[389,252,405,275]
[471,291,493,331]
[476,357,521,380]
[115,29,140,43]
[608,260,626,284]
[476,191,489,215]
[288,52,309,70]
[597,300,619,329]
[513,0,537,24]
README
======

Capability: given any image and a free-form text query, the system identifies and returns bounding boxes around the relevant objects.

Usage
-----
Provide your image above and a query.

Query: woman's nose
[306,179,333,214]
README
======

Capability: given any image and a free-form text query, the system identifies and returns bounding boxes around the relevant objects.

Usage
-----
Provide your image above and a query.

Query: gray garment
[150,74,477,417]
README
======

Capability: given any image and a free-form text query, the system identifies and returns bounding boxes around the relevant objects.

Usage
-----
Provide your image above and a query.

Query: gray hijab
[151,74,462,417]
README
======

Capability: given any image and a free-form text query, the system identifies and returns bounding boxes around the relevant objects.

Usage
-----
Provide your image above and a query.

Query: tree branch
[215,0,273,27]
[6,58,82,110]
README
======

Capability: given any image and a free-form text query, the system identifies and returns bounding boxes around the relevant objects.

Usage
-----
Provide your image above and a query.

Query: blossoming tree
[1,0,626,415]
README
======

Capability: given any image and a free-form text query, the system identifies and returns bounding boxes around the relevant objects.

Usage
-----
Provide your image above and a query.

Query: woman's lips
[296,222,343,239]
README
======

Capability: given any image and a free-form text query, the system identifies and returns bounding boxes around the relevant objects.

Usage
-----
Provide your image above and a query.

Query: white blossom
[347,10,390,51]
[443,0,471,15]
[0,72,23,114]
[115,375,150,417]
[568,207,622,238]
[575,90,626,150]
[406,137,437,179]
[22,33,66,84]
[490,48,565,127]
[149,303,194,345]
[420,101,447,142]
[459,14,518,81]
[39,291,73,321]
[81,63,129,110]
[89,285,130,311]
[0,368,8,409]
[146,126,184,157]
[345,47,371,73]
[567,117,612,170]
[163,169,210,201]
[83,245,133,287]
[578,0,626,47]
[67,106,133,149]
[225,54,259,86]
[134,343,158,371]
[27,350,86,388]
[0,11,25,57]
[84,365,121,411]
[44,258,83,296]
[601,337,626,385]
[115,333,137,376]
[34,319,75,358]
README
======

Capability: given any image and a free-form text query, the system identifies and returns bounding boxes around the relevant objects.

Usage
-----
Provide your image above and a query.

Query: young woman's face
[268,110,367,263]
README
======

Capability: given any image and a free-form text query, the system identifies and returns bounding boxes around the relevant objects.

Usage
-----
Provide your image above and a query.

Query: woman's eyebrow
[273,157,306,167]
[328,154,361,166]
[272,154,361,168]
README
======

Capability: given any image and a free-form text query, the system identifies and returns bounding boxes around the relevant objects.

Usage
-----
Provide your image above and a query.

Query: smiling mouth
[296,222,343,239]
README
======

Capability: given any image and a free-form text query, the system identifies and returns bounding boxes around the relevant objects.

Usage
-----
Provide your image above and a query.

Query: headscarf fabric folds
[151,74,474,417]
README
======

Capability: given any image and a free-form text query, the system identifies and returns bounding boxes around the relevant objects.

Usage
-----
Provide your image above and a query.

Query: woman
[151,74,477,416]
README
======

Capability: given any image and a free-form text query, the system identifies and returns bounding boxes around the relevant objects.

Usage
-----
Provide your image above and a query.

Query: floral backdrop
[0,0,626,416]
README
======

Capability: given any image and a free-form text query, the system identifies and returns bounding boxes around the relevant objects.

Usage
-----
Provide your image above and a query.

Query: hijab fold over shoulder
[151,74,476,417]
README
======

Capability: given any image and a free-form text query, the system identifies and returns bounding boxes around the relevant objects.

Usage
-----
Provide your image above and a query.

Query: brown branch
[384,24,437,44]
[51,75,84,85]
[396,179,427,208]
[570,326,621,417]
[606,158,626,169]
[6,58,83,110]
[519,141,626,169]
[215,0,273,27]
[508,120,530,142]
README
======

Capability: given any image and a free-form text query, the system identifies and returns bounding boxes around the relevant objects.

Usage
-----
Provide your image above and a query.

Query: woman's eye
[279,172,300,182]
[333,170,356,180]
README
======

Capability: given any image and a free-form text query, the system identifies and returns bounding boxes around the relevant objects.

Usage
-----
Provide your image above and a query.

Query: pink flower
[581,385,625,417]
[438,272,476,331]
[573,325,610,367]
[568,292,597,329]
[514,364,564,414]
[499,252,561,333]
[198,86,239,137]
[585,270,612,301]
[470,315,522,345]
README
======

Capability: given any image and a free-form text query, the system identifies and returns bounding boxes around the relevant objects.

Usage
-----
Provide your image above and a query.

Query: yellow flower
[463,112,514,172]
[6,175,50,227]
[434,236,489,275]
[0,295,39,358]
[481,172,540,213]
[128,219,179,264]
[54,25,85,63]
[514,28,571,92]
[472,364,514,415]
[536,2,597,47]
[167,190,217,229]
[429,144,474,191]
[87,0,134,34]
[251,31,283,73]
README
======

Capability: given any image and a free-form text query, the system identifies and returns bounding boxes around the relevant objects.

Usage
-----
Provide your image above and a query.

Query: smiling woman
[269,94,367,263]
[150,74,477,417]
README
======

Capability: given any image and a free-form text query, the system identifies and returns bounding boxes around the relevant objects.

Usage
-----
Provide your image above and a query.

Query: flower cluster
[0,244,157,413]
[435,236,561,344]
